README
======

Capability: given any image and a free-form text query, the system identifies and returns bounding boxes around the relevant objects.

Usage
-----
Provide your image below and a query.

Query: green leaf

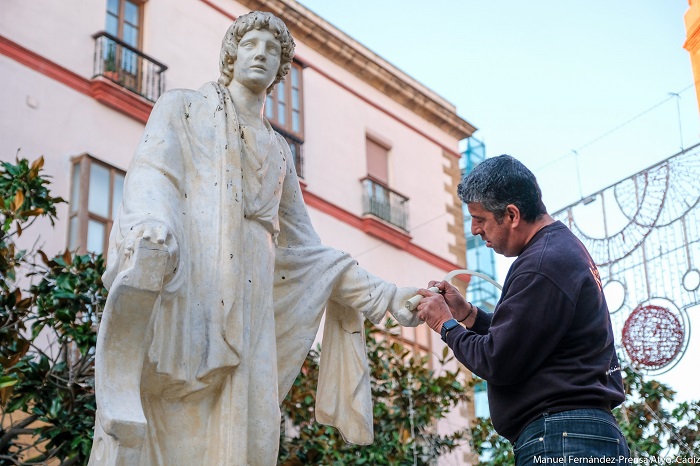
[49,396,63,419]
[0,374,19,388]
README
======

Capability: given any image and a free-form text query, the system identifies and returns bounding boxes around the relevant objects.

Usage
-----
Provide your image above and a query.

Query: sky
[294,1,700,402]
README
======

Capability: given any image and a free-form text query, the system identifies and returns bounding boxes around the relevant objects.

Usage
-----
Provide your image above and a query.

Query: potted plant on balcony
[103,45,119,82]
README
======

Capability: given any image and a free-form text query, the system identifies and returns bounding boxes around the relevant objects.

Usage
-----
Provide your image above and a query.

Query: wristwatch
[440,318,460,343]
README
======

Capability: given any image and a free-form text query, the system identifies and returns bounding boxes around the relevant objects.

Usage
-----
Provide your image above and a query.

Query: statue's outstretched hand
[388,286,423,327]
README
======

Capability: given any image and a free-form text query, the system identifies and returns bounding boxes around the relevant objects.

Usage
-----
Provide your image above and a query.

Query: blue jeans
[513,409,631,465]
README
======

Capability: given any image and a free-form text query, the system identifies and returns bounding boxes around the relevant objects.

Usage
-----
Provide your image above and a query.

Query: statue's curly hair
[218,11,295,94]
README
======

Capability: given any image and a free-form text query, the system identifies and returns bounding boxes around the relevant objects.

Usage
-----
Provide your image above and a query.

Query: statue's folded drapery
[98,82,396,466]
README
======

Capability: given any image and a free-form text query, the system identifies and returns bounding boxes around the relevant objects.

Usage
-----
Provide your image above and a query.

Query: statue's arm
[90,90,193,465]
[274,134,421,327]
[329,265,422,327]
[104,91,189,289]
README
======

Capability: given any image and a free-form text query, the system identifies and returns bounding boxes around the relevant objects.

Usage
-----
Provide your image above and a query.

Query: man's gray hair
[458,154,547,223]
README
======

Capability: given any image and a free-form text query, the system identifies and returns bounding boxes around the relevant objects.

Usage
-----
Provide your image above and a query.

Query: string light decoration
[552,145,699,375]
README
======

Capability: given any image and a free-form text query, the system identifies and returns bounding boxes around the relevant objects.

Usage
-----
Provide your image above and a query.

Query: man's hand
[427,280,470,322]
[416,288,454,334]
[387,286,423,327]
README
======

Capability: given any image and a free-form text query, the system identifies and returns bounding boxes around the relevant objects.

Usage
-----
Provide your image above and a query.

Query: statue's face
[232,28,281,93]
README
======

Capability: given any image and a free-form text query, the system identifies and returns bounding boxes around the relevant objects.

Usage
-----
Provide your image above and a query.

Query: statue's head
[218,11,295,93]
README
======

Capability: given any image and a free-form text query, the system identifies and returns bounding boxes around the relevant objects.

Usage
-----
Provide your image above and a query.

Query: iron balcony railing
[361,176,409,231]
[92,31,167,102]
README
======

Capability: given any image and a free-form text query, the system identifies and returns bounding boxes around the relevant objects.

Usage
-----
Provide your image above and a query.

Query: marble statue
[87,11,420,466]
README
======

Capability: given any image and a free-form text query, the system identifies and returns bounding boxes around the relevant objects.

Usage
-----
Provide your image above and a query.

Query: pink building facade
[1,0,478,462]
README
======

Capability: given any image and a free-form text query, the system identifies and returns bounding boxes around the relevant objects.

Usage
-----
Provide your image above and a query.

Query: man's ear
[505,204,521,227]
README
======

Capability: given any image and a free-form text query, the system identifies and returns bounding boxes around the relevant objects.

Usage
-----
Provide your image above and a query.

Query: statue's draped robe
[101,82,396,466]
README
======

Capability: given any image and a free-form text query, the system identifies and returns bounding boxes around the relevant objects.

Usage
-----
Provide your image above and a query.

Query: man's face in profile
[468,202,518,257]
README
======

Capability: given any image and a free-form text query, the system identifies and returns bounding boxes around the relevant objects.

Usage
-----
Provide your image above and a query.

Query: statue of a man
[89,11,419,466]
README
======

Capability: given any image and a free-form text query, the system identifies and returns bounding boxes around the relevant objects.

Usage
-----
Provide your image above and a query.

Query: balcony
[361,176,409,232]
[92,31,167,102]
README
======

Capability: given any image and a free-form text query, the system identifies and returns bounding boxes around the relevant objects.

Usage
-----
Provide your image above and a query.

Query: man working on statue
[415,155,630,464]
[91,11,419,466]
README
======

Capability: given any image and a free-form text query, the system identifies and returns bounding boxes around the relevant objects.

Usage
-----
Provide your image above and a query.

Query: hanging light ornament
[621,304,684,371]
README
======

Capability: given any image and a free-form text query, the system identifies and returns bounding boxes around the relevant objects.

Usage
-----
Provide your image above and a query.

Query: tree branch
[0,414,39,451]
[0,454,21,465]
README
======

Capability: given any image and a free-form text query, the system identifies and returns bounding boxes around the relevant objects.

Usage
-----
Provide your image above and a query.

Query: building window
[361,137,409,231]
[68,155,125,256]
[106,0,143,50]
[105,0,143,84]
[266,62,304,177]
[94,0,166,101]
[366,137,389,185]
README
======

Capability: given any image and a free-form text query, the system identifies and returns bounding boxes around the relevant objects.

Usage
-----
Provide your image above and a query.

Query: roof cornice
[236,0,477,139]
